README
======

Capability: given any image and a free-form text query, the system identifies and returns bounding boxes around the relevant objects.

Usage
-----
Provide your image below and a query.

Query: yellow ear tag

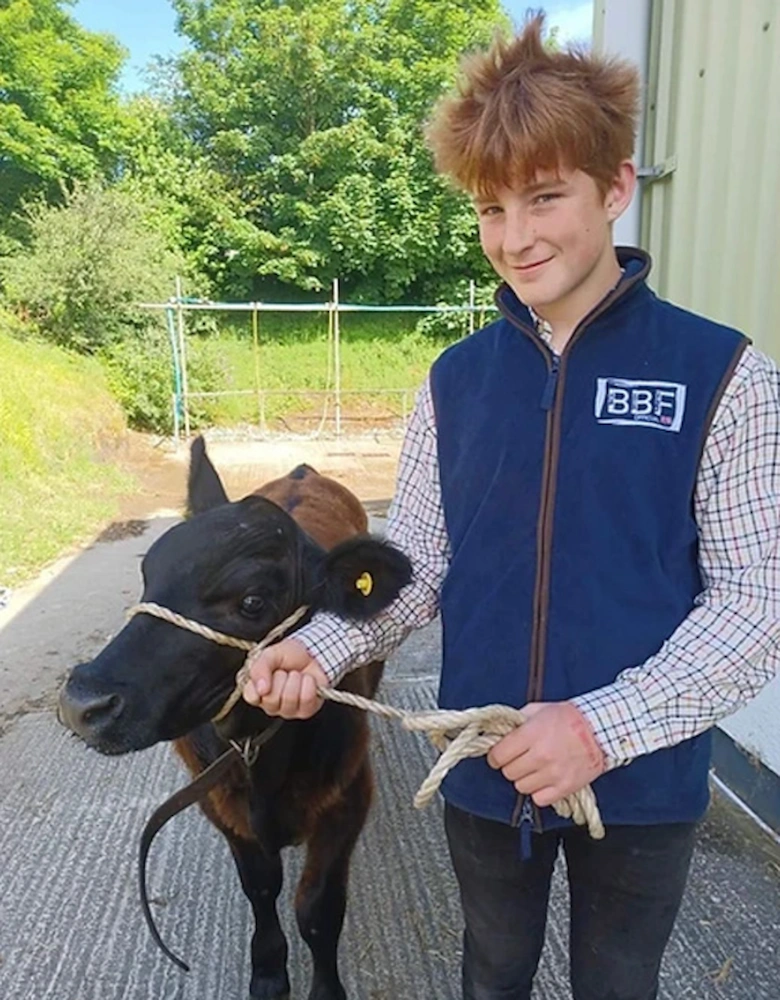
[355,572,373,597]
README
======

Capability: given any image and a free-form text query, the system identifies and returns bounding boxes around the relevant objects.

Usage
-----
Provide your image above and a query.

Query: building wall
[641,0,780,357]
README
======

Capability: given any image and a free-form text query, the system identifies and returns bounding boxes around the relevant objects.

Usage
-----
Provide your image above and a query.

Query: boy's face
[474,164,635,327]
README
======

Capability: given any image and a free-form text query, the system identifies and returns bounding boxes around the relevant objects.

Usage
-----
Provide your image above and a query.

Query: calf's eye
[240,595,265,618]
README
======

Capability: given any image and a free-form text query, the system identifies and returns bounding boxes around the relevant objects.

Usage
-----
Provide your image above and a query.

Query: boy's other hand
[242,637,328,720]
[487,701,606,806]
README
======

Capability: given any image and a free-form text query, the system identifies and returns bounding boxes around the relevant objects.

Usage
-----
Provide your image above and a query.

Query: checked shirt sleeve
[573,346,780,769]
[292,376,450,685]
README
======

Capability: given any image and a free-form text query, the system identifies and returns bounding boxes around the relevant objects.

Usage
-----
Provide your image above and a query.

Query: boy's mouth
[515,256,554,273]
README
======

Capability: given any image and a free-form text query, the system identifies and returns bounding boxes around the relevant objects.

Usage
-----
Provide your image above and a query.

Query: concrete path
[1,513,778,999]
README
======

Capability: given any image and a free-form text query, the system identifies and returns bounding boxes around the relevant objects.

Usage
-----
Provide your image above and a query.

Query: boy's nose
[502,212,537,256]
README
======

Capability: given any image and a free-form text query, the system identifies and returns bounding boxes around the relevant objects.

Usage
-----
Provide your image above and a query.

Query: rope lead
[128,602,605,840]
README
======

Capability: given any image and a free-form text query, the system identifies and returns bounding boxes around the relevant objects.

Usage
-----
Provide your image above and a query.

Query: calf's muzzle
[58,675,126,745]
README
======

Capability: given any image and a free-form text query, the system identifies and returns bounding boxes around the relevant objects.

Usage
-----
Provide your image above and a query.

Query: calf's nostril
[60,690,125,733]
[82,693,123,726]
[81,694,122,726]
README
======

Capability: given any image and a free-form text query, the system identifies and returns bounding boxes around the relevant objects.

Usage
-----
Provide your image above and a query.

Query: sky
[71,1,594,96]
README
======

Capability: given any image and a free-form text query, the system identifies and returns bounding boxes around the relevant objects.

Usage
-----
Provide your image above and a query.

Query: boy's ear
[187,435,229,516]
[318,537,413,620]
[605,160,637,222]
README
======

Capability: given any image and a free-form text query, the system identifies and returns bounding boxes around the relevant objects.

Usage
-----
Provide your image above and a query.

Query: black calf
[59,438,411,1000]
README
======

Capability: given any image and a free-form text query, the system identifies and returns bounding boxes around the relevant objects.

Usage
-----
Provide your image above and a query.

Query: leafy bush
[100,326,230,433]
[415,308,472,340]
[414,279,498,339]
[0,303,34,340]
[1,182,184,353]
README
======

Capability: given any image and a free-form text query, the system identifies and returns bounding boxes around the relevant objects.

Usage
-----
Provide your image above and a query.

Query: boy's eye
[533,193,561,206]
[478,205,502,216]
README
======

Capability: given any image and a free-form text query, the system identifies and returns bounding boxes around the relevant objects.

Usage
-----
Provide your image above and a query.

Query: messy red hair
[425,13,640,198]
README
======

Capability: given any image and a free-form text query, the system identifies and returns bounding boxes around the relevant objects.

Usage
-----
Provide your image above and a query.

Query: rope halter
[127,602,310,722]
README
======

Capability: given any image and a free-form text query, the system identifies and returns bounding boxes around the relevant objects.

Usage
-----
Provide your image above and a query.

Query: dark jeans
[444,802,697,1000]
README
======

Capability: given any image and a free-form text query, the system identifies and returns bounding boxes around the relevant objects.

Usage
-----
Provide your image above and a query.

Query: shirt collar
[528,306,554,348]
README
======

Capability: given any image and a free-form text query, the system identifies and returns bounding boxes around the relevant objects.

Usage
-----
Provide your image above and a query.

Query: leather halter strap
[139,721,284,972]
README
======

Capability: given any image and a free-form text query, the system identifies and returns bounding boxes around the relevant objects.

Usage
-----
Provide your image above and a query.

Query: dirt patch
[113,430,402,520]
[112,432,189,519]
[0,684,65,740]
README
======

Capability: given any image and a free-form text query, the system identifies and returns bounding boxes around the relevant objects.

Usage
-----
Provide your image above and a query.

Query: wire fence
[139,277,496,440]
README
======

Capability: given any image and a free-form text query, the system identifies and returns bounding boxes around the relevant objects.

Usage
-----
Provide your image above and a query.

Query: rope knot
[321,688,605,839]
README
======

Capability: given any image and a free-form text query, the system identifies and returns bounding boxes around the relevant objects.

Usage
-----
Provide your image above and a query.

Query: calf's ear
[318,537,413,619]
[187,436,230,516]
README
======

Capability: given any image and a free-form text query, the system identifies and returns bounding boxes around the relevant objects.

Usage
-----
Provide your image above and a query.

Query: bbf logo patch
[594,378,687,432]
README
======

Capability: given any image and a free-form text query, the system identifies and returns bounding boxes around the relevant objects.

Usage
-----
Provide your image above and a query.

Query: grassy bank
[0,324,133,589]
[188,312,463,428]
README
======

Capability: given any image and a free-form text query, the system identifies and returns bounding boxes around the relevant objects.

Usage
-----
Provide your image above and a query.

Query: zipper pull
[518,797,535,860]
[540,355,560,410]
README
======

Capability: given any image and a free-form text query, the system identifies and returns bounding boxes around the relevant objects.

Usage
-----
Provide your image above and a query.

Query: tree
[0,0,127,237]
[116,93,243,296]
[169,0,507,301]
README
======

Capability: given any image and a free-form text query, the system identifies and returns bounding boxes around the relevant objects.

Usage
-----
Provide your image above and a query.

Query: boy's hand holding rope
[239,638,606,841]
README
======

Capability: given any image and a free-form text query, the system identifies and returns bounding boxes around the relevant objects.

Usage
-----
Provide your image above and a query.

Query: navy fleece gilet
[430,250,747,829]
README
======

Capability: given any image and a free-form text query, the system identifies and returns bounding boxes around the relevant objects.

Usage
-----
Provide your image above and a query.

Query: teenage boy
[242,17,780,1000]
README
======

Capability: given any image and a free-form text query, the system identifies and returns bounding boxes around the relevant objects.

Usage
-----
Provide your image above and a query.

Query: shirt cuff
[291,614,366,685]
[571,683,666,770]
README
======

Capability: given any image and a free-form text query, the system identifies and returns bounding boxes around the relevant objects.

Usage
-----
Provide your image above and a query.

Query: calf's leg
[228,837,290,1000]
[295,763,373,1000]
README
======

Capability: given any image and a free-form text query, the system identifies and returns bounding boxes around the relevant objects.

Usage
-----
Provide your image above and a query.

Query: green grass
[187,311,463,428]
[0,322,133,588]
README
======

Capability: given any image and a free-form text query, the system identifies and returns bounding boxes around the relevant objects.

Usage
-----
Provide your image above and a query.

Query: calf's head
[58,441,411,754]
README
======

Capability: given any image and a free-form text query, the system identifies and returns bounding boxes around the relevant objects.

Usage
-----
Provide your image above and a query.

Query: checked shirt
[294,335,780,771]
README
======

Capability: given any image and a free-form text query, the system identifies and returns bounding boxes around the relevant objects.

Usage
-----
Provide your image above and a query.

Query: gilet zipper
[500,279,637,851]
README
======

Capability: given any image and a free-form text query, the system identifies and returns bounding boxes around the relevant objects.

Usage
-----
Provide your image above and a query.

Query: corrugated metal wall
[640,0,780,358]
